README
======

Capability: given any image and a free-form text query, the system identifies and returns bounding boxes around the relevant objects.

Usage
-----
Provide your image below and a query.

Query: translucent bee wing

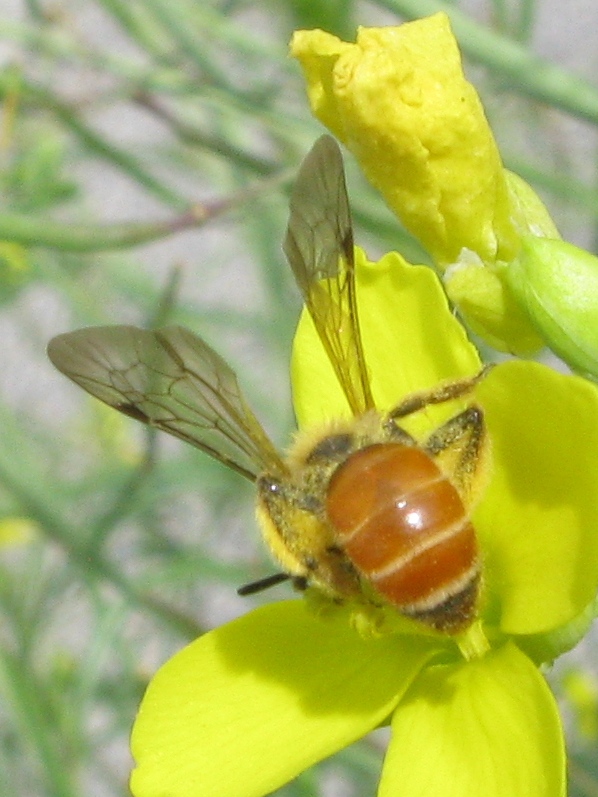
[47,325,287,482]
[283,135,374,416]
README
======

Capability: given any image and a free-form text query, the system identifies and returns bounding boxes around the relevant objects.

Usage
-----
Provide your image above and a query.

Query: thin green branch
[504,155,598,216]
[0,18,190,94]
[94,0,177,64]
[87,442,156,545]
[138,0,235,86]
[0,69,187,208]
[0,164,294,251]
[133,91,278,174]
[0,211,199,251]
[517,0,537,44]
[0,649,79,797]
[140,0,287,75]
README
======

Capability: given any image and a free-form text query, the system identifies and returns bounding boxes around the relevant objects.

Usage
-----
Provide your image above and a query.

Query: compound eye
[306,433,354,464]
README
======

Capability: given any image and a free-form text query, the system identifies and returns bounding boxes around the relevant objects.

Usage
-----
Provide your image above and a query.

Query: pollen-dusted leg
[424,406,489,510]
[387,367,491,421]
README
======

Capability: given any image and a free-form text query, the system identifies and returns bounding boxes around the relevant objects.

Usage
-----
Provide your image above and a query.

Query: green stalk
[138,0,233,85]
[140,0,287,79]
[133,92,278,174]
[0,649,78,797]
[0,70,187,208]
[504,156,598,216]
[0,211,199,251]
[0,443,203,639]
[0,166,293,252]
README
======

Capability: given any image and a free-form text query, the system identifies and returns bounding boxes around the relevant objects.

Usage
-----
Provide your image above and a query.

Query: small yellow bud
[444,253,544,355]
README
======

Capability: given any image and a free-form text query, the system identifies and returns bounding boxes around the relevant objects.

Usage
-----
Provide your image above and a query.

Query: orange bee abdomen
[325,442,480,632]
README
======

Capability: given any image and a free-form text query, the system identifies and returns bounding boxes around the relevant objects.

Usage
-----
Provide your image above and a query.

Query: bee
[47,136,489,634]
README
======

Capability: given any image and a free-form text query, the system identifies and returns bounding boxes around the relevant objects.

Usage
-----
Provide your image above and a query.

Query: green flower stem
[377,0,598,125]
[457,620,491,661]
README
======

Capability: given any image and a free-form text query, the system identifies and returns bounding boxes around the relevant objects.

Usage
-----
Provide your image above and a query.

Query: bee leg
[424,406,489,509]
[237,572,291,596]
[388,366,491,421]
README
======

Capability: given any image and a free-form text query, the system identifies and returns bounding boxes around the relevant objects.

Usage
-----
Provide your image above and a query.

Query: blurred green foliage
[1,1,598,795]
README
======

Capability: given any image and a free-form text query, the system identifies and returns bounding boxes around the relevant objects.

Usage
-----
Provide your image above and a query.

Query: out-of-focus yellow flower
[561,669,598,742]
[0,516,37,546]
[0,241,31,304]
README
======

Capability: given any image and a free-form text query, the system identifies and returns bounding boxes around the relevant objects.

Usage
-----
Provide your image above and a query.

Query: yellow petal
[292,247,480,431]
[474,361,598,634]
[380,643,565,797]
[291,14,518,265]
[131,601,435,797]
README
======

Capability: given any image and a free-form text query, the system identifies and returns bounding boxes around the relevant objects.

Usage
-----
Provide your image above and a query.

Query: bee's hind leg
[424,405,489,509]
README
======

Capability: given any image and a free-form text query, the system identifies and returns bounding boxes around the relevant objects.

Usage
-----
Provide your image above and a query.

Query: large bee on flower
[48,136,489,634]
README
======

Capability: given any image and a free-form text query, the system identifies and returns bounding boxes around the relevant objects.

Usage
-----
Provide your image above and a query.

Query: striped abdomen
[325,442,480,633]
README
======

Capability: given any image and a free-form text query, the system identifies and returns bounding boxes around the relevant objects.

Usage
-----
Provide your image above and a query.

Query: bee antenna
[237,572,291,596]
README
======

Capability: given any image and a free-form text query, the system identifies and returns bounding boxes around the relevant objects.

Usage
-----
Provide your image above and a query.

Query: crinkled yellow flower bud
[291,13,519,266]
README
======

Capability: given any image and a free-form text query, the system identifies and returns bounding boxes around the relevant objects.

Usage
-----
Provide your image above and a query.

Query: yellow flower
[130,249,598,797]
